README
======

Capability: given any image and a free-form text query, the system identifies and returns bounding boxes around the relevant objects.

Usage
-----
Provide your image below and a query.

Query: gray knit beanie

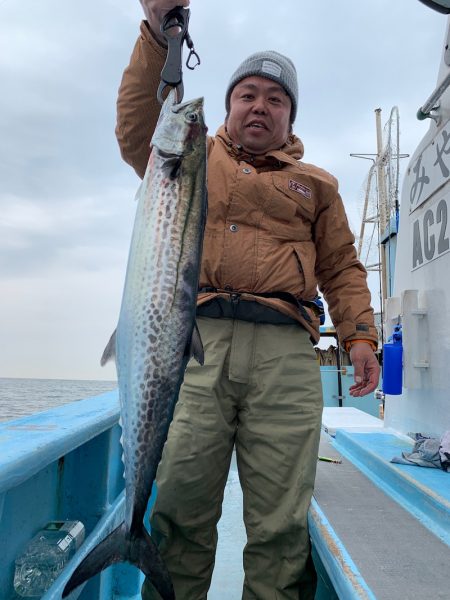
[225,51,298,123]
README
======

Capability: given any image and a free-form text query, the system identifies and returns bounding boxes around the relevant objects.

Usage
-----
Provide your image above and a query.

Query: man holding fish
[116,1,380,598]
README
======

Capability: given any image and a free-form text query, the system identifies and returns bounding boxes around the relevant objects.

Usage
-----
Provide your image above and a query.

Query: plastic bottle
[382,324,403,395]
[13,520,85,598]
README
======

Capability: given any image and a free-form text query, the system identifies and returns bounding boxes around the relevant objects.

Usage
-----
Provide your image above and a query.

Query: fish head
[152,90,206,159]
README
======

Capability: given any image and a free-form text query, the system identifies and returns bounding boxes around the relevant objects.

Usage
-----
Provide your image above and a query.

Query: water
[0,378,117,423]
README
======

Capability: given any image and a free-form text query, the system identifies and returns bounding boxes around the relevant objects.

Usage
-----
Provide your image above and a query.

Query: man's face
[226,76,292,155]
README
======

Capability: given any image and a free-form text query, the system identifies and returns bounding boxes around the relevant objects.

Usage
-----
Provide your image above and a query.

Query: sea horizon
[0,377,118,423]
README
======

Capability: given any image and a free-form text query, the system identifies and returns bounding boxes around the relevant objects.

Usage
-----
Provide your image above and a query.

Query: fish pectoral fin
[189,320,204,365]
[62,522,175,600]
[169,157,182,180]
[100,329,117,366]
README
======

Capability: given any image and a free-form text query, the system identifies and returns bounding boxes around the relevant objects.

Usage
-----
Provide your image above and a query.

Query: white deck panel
[322,406,384,436]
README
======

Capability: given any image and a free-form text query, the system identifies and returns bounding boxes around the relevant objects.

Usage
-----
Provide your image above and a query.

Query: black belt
[197,288,315,325]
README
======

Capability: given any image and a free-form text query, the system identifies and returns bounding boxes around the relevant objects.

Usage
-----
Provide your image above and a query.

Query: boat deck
[2,398,449,599]
[209,453,245,598]
[212,408,450,599]
[313,433,449,599]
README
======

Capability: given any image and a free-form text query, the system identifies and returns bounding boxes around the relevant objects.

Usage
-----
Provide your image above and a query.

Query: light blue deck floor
[209,452,245,599]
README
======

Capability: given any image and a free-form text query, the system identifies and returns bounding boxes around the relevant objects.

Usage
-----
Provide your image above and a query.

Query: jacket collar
[215,125,304,168]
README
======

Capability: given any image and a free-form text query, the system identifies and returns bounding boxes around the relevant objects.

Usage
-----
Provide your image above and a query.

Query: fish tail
[62,521,174,599]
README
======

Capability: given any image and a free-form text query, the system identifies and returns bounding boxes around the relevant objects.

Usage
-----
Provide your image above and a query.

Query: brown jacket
[116,22,378,346]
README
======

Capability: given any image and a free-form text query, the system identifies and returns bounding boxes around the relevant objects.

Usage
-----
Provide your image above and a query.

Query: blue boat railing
[0,390,148,600]
[1,380,386,600]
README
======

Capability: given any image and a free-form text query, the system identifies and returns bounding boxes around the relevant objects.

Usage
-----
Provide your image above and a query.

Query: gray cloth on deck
[391,432,450,472]
[439,430,450,471]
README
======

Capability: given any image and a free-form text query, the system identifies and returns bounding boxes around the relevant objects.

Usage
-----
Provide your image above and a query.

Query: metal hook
[185,31,200,70]
[186,48,201,71]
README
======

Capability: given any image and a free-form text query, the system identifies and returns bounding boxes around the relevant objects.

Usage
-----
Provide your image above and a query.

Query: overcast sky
[0,0,447,380]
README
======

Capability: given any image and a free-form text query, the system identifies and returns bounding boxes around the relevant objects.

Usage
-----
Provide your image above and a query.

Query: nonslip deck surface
[209,452,246,598]
[314,436,449,599]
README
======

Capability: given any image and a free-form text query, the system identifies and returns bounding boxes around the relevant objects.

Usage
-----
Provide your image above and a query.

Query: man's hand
[348,342,380,397]
[139,1,190,44]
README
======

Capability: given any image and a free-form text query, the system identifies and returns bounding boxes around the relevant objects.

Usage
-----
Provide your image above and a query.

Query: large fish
[63,90,207,599]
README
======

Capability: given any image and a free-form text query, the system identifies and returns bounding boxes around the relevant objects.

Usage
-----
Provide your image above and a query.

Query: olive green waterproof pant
[142,317,323,600]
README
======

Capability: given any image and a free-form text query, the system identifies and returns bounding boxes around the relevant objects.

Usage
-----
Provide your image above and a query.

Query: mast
[375,108,389,312]
[353,107,408,326]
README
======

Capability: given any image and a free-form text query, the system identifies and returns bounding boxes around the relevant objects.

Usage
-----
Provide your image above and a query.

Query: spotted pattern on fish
[116,95,207,534]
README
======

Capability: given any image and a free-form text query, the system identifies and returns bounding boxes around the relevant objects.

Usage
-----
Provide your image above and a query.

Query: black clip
[157,7,200,105]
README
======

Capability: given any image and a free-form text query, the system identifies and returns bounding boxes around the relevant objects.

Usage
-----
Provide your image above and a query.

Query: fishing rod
[157,6,201,104]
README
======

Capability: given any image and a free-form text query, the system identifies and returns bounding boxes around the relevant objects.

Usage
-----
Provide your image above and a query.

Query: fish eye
[185,112,198,122]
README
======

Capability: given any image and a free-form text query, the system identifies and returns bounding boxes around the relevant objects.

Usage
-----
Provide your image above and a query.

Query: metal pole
[336,343,343,407]
[417,71,450,120]
[375,109,388,310]
[375,109,388,232]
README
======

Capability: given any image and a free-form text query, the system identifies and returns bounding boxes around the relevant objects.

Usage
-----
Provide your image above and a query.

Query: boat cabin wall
[385,16,450,437]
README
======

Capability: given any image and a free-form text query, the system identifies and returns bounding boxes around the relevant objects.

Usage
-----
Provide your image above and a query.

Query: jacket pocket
[261,173,315,241]
[272,173,316,221]
[292,242,317,299]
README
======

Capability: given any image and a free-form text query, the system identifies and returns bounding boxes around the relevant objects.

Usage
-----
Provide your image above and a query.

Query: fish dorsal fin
[188,321,204,365]
[101,329,117,366]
